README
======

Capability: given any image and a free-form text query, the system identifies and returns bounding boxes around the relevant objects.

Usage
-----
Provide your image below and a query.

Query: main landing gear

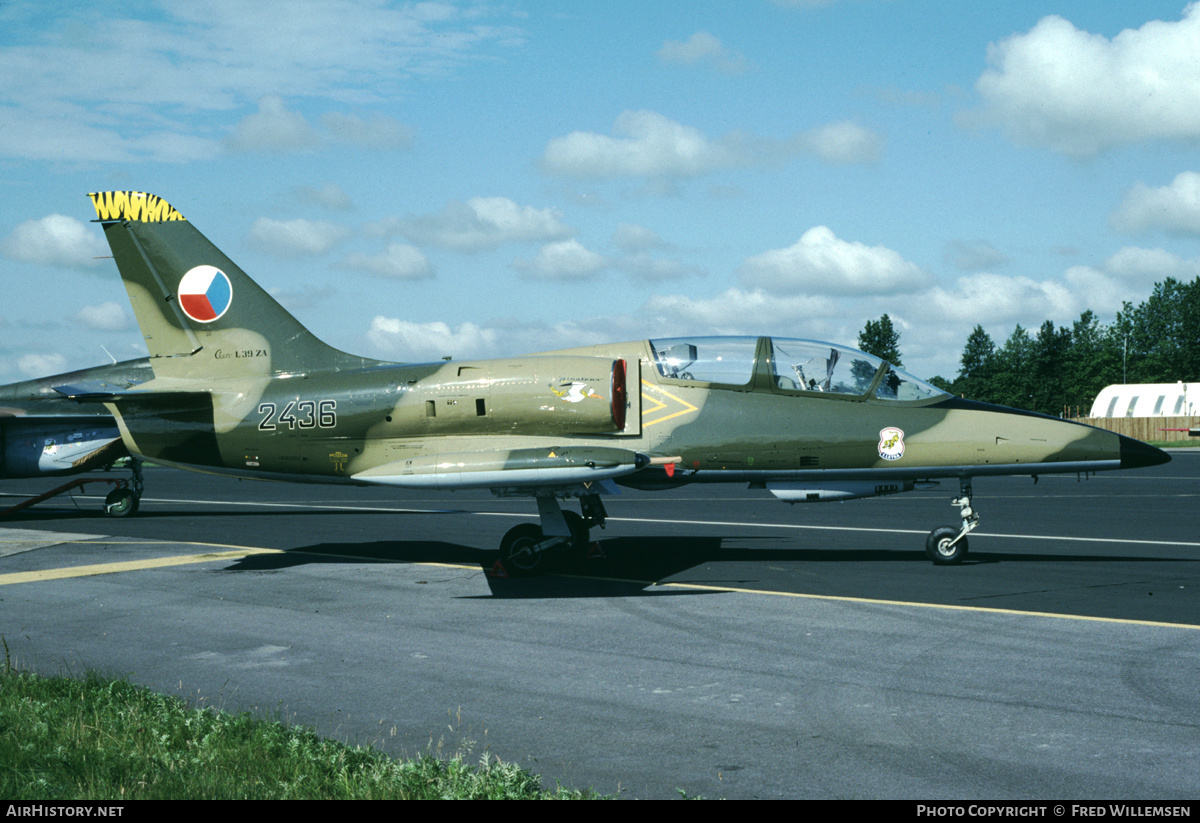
[925,477,978,565]
[498,492,606,575]
[103,486,138,517]
[103,458,144,517]
[0,458,144,519]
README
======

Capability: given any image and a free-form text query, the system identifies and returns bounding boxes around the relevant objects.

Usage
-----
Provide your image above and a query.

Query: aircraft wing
[52,384,213,409]
[52,382,139,401]
[0,359,152,480]
[0,413,126,477]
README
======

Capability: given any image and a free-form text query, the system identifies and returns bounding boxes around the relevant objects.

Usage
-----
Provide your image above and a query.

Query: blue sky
[4,1,1200,384]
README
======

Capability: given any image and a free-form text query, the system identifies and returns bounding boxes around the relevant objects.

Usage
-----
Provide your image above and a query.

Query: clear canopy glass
[648,336,948,402]
[649,337,760,386]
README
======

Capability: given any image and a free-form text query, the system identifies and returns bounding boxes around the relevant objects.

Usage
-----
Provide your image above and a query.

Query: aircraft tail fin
[88,191,373,380]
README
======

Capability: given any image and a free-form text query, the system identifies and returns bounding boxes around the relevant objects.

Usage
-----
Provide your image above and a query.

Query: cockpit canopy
[648,336,948,402]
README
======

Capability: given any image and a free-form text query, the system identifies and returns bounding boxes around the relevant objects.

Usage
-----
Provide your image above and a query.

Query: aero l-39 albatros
[54,191,1167,571]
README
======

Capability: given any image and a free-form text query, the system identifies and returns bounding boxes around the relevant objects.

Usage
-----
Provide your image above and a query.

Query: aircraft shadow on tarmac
[3,496,1191,577]
[214,536,720,599]
[212,533,1196,608]
[228,539,486,569]
[220,534,917,576]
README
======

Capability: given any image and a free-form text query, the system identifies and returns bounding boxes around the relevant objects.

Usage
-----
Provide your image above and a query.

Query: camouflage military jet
[63,191,1167,570]
[1,358,152,514]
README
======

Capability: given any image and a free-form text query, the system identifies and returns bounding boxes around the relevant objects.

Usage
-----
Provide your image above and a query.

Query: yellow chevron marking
[640,379,698,428]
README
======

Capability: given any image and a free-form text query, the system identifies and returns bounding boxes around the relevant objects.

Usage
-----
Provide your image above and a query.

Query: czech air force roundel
[177,265,232,323]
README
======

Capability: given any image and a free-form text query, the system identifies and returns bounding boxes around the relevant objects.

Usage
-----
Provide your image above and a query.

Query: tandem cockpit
[648,336,948,402]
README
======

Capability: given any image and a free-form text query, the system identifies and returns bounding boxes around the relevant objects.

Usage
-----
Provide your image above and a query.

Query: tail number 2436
[257,400,337,431]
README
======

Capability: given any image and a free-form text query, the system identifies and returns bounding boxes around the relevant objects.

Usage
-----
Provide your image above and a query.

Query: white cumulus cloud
[615,253,701,282]
[792,120,883,164]
[513,239,607,281]
[379,197,573,252]
[968,7,1200,156]
[226,96,322,153]
[365,314,648,363]
[642,287,839,336]
[739,226,931,296]
[1104,245,1200,281]
[0,4,517,163]
[367,317,500,362]
[1111,171,1200,236]
[612,223,672,253]
[541,110,882,179]
[1063,246,1200,315]
[319,112,414,150]
[74,302,129,331]
[919,273,1078,327]
[658,32,748,74]
[945,239,1011,272]
[338,243,432,279]
[294,183,355,211]
[18,353,67,378]
[226,98,414,155]
[246,217,352,257]
[0,215,108,269]
[542,110,738,179]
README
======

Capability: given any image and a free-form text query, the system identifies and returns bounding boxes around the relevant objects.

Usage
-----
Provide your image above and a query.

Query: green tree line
[858,277,1200,416]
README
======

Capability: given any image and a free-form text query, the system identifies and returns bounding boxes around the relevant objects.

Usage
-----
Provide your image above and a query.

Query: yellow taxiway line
[0,542,280,586]
[0,536,467,587]
[3,532,1197,633]
[636,579,1200,632]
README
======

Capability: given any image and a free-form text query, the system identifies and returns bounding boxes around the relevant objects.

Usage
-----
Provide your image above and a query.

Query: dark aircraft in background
[0,359,152,514]
[31,190,1169,570]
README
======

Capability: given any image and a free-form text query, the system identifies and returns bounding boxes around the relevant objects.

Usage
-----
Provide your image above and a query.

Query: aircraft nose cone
[1118,434,1171,469]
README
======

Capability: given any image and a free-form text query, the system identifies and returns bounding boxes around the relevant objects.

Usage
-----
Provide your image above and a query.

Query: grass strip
[0,668,604,800]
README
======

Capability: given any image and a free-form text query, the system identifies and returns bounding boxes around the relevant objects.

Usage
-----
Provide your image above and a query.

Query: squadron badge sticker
[878,427,905,461]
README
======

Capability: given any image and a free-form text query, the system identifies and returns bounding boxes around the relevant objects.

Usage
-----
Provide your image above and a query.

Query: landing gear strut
[0,458,144,519]
[103,458,144,517]
[925,478,977,565]
[497,491,607,575]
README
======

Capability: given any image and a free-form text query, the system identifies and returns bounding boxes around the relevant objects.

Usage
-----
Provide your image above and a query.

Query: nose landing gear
[926,478,977,565]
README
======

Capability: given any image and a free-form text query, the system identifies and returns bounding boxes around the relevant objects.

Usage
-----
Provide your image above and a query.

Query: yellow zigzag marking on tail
[88,191,186,223]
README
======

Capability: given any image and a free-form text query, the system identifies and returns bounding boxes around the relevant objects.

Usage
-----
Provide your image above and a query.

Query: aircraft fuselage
[104,336,1146,491]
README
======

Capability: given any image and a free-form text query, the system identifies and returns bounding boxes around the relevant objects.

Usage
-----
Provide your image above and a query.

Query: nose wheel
[926,478,977,565]
[926,525,967,564]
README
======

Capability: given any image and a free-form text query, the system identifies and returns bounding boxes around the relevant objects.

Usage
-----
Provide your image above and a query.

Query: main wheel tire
[104,488,139,518]
[926,525,967,565]
[558,510,591,556]
[499,523,546,575]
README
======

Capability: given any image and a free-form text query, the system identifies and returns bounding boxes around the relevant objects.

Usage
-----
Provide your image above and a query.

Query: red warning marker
[664,463,675,478]
[585,541,606,559]
[489,559,509,577]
